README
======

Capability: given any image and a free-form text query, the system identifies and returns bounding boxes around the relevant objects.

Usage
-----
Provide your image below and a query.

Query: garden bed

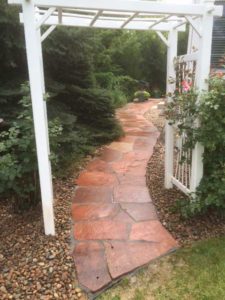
[0,160,91,299]
[145,105,225,246]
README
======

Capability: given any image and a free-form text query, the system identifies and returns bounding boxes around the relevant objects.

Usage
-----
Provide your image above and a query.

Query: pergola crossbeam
[8,0,223,17]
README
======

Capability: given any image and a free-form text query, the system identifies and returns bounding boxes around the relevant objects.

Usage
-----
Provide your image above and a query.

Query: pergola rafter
[121,12,138,28]
[58,8,62,24]
[173,15,199,30]
[8,0,223,235]
[148,14,170,29]
[89,10,103,27]
[19,9,187,32]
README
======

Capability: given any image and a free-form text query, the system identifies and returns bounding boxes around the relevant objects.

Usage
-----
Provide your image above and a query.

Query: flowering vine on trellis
[165,57,198,190]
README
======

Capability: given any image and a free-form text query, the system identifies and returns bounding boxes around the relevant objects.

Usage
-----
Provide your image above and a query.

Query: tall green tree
[0,1,26,120]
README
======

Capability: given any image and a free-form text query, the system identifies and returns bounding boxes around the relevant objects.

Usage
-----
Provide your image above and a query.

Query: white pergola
[8,0,223,235]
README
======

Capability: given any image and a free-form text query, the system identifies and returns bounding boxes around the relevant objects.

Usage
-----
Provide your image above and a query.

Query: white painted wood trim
[185,16,202,38]
[120,12,138,28]
[89,10,103,27]
[165,29,178,189]
[41,25,56,42]
[190,143,204,192]
[8,0,224,17]
[173,16,199,30]
[171,177,191,195]
[177,52,199,62]
[190,11,214,192]
[22,0,55,235]
[58,8,62,24]
[149,15,170,30]
[19,14,186,32]
[156,31,169,48]
[36,7,56,29]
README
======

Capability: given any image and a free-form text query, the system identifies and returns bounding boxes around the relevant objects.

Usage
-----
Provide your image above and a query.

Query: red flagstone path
[72,100,178,294]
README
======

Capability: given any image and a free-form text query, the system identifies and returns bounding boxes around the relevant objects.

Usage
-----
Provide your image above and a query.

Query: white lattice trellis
[165,7,218,194]
[170,53,198,194]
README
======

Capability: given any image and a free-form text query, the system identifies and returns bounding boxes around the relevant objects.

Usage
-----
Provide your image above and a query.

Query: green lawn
[98,238,225,300]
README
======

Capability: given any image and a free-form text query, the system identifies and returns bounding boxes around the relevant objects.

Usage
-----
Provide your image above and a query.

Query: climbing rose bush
[166,73,225,216]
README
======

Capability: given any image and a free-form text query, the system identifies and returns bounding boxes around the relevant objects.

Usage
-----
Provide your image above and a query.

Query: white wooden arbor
[8,0,223,235]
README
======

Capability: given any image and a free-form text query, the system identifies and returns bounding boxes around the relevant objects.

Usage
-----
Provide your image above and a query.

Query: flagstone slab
[73,242,111,292]
[76,171,118,186]
[86,159,113,173]
[110,160,131,173]
[113,209,135,224]
[130,220,178,249]
[122,128,150,136]
[120,203,157,221]
[72,203,119,221]
[107,142,133,153]
[74,219,129,240]
[72,186,113,203]
[132,151,152,161]
[111,156,148,175]
[126,164,148,176]
[100,148,122,162]
[122,121,149,127]
[117,173,147,186]
[116,135,137,143]
[113,185,151,203]
[133,137,156,151]
[72,100,178,294]
[104,241,161,279]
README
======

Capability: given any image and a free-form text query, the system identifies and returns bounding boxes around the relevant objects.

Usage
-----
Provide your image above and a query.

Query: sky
[163,0,193,3]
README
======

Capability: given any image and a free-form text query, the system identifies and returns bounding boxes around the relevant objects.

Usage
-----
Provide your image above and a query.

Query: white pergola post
[37,28,51,155]
[165,29,178,188]
[190,5,214,192]
[22,0,55,235]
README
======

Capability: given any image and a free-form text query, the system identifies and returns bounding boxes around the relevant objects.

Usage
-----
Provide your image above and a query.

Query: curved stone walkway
[72,100,178,294]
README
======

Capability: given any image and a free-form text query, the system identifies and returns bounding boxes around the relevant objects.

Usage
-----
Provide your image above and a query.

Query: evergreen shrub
[134,90,151,102]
